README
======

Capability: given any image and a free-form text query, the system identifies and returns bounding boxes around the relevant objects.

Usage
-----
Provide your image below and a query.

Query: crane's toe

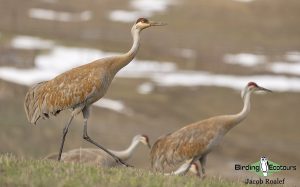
[117,158,133,167]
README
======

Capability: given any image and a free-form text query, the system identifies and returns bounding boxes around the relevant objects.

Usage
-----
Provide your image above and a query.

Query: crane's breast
[85,70,113,105]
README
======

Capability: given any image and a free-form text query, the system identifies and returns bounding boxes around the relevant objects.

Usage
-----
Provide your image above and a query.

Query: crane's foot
[116,158,133,168]
[83,134,133,167]
[108,152,133,167]
[106,152,133,167]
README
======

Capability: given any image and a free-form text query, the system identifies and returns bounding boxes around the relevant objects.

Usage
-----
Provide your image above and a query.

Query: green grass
[0,154,247,187]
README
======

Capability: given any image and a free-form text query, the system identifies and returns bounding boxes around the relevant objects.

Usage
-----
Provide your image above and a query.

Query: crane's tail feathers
[24,81,47,125]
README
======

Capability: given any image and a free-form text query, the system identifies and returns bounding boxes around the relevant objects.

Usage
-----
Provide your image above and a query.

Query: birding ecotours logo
[235,156,296,177]
[260,156,269,176]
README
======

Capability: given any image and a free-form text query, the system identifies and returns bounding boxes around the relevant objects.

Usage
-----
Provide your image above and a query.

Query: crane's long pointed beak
[147,142,151,149]
[150,21,167,26]
[258,86,272,93]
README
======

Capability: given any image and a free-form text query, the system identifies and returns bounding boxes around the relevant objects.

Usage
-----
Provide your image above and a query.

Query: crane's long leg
[199,154,207,178]
[57,115,74,161]
[82,107,130,167]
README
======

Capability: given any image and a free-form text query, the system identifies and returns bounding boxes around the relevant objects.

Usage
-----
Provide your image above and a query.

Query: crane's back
[45,148,118,167]
[24,58,120,124]
[151,115,236,171]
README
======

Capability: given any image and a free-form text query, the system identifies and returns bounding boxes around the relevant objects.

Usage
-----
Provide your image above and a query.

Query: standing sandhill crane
[151,82,272,177]
[45,134,151,167]
[24,18,166,166]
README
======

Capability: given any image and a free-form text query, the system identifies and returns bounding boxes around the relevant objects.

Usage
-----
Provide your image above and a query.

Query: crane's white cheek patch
[255,91,268,95]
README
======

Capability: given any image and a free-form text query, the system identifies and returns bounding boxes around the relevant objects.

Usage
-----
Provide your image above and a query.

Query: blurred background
[0,0,299,185]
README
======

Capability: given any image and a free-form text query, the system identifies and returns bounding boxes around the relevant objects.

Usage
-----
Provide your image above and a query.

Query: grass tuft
[0,154,249,187]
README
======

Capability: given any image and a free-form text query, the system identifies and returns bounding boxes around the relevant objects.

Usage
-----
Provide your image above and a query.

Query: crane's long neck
[108,138,140,161]
[111,27,141,73]
[224,90,251,131]
[126,27,141,59]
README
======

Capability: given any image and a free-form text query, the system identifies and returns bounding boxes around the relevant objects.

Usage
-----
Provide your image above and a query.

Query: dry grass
[0,154,252,187]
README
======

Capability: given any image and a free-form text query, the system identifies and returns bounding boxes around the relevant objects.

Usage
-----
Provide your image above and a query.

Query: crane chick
[24,18,165,166]
[45,134,151,168]
[151,82,272,177]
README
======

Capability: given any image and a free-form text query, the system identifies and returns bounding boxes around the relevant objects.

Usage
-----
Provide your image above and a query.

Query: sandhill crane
[24,18,166,166]
[45,134,151,167]
[151,82,272,177]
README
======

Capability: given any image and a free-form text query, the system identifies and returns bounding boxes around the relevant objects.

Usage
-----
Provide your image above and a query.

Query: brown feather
[45,149,117,167]
[23,18,160,125]
[24,56,125,125]
[151,115,236,171]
